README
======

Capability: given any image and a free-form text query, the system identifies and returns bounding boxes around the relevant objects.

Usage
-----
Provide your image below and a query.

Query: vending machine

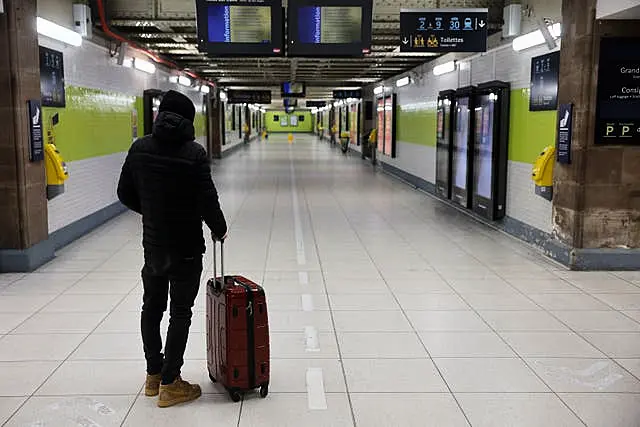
[471,81,511,220]
[435,90,455,199]
[451,86,476,209]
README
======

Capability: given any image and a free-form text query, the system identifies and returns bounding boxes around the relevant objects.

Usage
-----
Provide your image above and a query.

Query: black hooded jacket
[117,111,227,255]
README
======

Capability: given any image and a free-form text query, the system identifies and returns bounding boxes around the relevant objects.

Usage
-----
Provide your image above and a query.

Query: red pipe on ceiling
[94,0,211,84]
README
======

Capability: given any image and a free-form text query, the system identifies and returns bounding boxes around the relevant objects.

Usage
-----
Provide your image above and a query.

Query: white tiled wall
[39,37,206,234]
[47,153,126,233]
[375,40,561,234]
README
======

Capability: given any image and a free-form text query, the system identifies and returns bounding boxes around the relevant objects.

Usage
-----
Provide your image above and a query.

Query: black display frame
[39,46,66,108]
[595,37,640,146]
[435,89,455,200]
[471,81,510,221]
[286,0,373,57]
[196,0,284,57]
[451,86,476,209]
[529,51,560,112]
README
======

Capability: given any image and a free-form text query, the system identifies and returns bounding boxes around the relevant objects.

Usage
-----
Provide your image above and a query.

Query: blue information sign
[400,8,488,53]
[557,103,573,164]
[27,100,44,162]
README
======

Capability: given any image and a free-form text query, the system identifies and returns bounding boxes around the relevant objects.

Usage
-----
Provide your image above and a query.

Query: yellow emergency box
[44,143,69,200]
[532,145,555,200]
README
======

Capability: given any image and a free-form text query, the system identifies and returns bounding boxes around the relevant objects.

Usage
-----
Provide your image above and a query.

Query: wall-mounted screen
[453,97,471,191]
[376,98,384,152]
[281,82,306,98]
[474,94,495,199]
[287,0,373,57]
[39,46,66,107]
[383,95,396,157]
[196,0,284,56]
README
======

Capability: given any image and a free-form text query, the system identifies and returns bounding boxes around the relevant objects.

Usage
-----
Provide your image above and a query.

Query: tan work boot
[157,376,202,408]
[145,373,162,397]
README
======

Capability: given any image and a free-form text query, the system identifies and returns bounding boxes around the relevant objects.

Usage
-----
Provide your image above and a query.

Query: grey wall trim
[48,202,127,251]
[0,201,126,273]
[222,142,247,158]
[381,162,436,195]
[378,159,640,271]
[0,239,55,273]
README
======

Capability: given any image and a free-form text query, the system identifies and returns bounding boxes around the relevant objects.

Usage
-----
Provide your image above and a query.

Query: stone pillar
[0,0,50,272]
[552,0,640,269]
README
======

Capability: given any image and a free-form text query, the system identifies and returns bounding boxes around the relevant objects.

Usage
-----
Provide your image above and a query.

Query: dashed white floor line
[301,294,315,312]
[304,326,320,352]
[298,271,309,285]
[289,148,307,266]
[306,368,328,410]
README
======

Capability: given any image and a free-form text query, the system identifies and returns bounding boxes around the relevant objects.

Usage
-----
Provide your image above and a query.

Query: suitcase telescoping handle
[213,240,224,291]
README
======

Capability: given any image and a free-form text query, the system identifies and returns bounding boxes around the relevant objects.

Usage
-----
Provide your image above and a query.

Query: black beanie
[159,90,196,122]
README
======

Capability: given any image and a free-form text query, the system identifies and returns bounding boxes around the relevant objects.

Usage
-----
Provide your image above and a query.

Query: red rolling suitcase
[206,241,270,402]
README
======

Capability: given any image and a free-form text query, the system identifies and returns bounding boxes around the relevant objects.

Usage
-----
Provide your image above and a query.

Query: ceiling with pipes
[102,0,506,99]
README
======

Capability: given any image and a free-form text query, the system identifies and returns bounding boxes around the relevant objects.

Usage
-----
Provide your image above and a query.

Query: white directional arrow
[402,37,409,45]
[479,20,486,28]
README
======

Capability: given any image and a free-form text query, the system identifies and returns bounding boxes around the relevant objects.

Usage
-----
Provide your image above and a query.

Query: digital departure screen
[207,5,272,43]
[281,82,306,97]
[474,95,495,199]
[196,0,283,56]
[298,7,362,44]
[287,0,373,57]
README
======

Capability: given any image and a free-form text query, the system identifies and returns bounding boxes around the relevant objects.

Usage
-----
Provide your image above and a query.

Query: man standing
[117,90,227,408]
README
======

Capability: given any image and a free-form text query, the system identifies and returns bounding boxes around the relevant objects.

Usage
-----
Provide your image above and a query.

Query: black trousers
[141,249,202,385]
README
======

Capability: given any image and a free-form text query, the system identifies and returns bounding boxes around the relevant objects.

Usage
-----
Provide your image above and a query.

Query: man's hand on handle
[212,231,228,242]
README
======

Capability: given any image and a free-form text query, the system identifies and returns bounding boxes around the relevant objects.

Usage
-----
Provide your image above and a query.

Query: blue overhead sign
[399,8,488,53]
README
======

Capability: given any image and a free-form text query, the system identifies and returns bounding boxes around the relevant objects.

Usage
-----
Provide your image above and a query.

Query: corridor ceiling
[103,0,505,98]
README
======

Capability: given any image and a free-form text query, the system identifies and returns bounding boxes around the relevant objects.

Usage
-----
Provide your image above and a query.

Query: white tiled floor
[1,135,640,426]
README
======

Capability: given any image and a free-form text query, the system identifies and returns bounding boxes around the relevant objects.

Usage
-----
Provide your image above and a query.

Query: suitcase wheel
[208,372,217,383]
[228,390,242,403]
[260,384,269,398]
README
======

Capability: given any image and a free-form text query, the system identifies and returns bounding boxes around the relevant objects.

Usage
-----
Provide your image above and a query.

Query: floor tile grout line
[485,266,640,385]
[327,145,601,426]
[326,176,477,427]
[1,270,137,426]
[298,142,358,427]
[1,271,97,337]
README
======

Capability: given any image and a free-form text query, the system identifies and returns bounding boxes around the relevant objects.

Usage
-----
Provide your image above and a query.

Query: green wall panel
[194,111,206,138]
[265,111,313,133]
[508,88,558,164]
[396,107,437,147]
[43,86,141,162]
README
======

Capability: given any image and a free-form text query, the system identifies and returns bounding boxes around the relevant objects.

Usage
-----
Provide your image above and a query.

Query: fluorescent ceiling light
[122,58,133,68]
[37,17,82,47]
[433,61,457,76]
[169,76,179,84]
[512,23,562,51]
[133,58,156,74]
[219,91,227,101]
[373,86,384,95]
[178,76,192,87]
[396,76,410,88]
[200,85,210,94]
